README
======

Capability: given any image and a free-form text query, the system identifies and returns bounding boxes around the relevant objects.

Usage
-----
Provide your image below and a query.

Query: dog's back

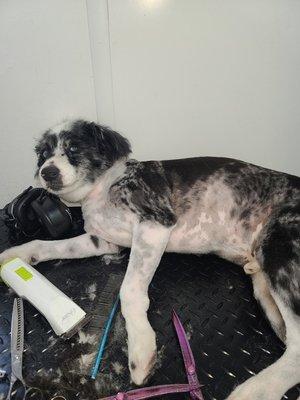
[119,157,299,265]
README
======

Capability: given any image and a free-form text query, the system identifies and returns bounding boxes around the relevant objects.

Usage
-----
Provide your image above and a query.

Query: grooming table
[0,209,299,400]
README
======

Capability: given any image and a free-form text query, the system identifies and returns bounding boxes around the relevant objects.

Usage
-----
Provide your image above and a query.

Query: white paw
[0,241,41,265]
[127,324,157,385]
[227,376,281,400]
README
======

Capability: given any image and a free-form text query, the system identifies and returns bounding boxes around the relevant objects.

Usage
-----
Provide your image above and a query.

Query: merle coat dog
[1,120,299,400]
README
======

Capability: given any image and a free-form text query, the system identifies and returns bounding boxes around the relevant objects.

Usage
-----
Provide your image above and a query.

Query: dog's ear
[89,122,131,163]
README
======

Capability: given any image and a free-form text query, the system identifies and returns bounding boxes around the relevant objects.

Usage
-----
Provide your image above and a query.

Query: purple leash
[99,310,204,400]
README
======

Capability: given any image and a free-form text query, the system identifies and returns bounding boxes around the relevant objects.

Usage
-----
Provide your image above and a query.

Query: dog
[0,119,299,399]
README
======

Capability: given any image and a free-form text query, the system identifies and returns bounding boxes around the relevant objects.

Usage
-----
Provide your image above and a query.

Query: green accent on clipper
[15,266,33,281]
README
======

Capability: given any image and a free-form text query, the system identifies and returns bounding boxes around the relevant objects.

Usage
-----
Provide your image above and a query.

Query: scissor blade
[10,298,24,379]
[172,310,196,371]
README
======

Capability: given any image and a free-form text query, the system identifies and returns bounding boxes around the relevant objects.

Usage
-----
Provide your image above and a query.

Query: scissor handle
[5,377,43,400]
[5,374,17,400]
[5,376,26,400]
[24,385,44,399]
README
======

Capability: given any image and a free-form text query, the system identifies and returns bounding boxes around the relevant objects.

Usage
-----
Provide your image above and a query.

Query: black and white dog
[1,120,299,399]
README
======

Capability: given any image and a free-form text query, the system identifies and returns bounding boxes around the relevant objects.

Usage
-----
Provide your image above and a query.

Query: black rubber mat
[0,209,299,400]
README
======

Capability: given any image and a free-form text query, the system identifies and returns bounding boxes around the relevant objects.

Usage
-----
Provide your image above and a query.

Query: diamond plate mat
[0,209,299,400]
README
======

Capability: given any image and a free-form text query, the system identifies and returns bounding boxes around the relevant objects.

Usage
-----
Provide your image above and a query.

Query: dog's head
[35,119,131,200]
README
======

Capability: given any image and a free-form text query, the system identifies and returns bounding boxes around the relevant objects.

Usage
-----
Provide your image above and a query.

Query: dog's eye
[42,150,49,158]
[69,146,78,153]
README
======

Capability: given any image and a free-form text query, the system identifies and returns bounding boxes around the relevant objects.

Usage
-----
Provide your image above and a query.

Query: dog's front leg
[0,233,119,265]
[120,221,173,385]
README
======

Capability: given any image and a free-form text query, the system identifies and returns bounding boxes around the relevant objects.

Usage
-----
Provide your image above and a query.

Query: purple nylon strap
[99,310,204,400]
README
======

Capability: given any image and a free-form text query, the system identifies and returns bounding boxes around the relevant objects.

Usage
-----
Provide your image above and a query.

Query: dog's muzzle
[41,165,60,182]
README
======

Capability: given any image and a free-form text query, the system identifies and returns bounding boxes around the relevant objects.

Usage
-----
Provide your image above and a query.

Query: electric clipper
[0,258,90,338]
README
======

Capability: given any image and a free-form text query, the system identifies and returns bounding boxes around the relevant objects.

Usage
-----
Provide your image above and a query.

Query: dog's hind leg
[228,203,300,400]
[251,270,286,342]
[228,291,300,400]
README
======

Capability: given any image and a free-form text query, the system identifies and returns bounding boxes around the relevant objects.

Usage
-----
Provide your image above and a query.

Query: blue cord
[90,293,120,379]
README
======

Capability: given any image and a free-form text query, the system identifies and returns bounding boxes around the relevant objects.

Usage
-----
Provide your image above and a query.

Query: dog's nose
[41,165,60,181]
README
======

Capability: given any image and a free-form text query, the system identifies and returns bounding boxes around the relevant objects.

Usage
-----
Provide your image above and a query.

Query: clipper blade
[63,314,92,340]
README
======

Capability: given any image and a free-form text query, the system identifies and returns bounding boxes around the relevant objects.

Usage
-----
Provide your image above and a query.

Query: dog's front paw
[227,376,281,400]
[128,324,157,386]
[0,241,41,265]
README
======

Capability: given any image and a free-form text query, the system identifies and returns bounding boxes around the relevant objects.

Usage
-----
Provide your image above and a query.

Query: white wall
[0,0,97,205]
[95,0,300,173]
[0,0,299,206]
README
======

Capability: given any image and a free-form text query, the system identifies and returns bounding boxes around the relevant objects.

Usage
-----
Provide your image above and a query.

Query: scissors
[100,310,204,400]
[6,298,43,400]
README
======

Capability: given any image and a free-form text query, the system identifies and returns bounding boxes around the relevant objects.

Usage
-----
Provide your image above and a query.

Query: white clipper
[0,257,90,338]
